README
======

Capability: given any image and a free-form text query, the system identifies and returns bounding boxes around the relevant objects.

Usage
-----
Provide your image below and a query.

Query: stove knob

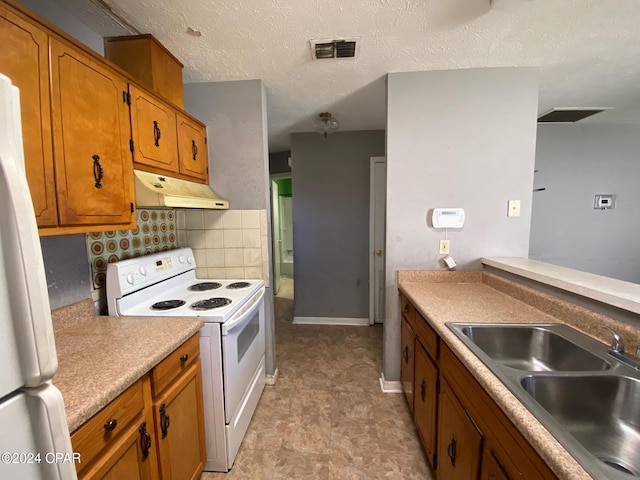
[187,256,194,265]
[126,273,135,285]
[139,265,147,276]
[178,255,185,264]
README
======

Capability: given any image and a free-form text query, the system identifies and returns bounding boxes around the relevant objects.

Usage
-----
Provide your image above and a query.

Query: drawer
[71,378,145,474]
[415,313,439,362]
[400,293,415,325]
[151,334,200,397]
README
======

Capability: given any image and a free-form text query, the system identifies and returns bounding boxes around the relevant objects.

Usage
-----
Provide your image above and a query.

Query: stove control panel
[154,257,173,271]
[106,248,197,299]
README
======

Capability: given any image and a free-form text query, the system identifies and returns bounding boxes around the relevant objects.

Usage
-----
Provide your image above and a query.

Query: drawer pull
[404,304,410,314]
[103,419,117,432]
[160,404,170,438]
[403,346,409,364]
[139,422,151,460]
[420,378,426,402]
[447,435,457,466]
[180,354,189,363]
[153,120,161,146]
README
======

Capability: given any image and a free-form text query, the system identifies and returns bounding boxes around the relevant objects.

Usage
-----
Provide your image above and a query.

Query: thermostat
[431,208,465,229]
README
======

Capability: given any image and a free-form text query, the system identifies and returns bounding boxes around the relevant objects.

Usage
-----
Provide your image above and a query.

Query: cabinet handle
[180,354,189,363]
[403,346,409,363]
[103,418,117,431]
[159,404,170,438]
[191,140,198,160]
[139,422,151,460]
[420,378,426,402]
[403,304,410,314]
[447,435,457,466]
[92,155,103,189]
[153,120,161,147]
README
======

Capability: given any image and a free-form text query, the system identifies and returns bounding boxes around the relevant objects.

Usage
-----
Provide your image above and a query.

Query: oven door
[221,287,265,423]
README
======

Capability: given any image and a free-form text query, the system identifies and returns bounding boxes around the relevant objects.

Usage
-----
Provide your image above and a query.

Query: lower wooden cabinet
[154,361,206,480]
[437,378,482,480]
[413,341,438,467]
[399,292,558,480]
[400,316,416,412]
[71,335,205,480]
[480,443,511,480]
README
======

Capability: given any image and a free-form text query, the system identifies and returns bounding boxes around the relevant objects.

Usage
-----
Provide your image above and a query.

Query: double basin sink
[446,322,640,480]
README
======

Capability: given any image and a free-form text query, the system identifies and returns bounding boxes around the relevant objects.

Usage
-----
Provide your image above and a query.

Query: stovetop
[106,248,265,323]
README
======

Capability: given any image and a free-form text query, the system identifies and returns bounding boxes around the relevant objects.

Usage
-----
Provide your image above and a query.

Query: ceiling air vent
[310,38,359,60]
[537,108,611,123]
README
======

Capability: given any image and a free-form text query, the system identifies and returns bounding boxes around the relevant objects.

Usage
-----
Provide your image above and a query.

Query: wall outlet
[507,199,521,217]
[439,239,450,255]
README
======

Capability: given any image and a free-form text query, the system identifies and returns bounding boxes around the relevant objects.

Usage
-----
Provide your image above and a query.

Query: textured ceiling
[52,0,640,152]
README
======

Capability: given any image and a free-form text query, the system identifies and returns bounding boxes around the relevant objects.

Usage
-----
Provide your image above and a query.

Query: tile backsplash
[176,209,270,286]
[87,208,178,290]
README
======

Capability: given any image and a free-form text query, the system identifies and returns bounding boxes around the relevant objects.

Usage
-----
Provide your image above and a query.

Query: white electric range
[106,247,266,472]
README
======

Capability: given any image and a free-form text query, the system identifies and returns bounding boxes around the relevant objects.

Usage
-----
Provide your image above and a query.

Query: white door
[369,157,386,325]
[270,180,281,294]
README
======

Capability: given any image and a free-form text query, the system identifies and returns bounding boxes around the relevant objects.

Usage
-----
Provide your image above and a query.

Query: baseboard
[379,372,403,393]
[292,316,369,326]
[265,368,279,386]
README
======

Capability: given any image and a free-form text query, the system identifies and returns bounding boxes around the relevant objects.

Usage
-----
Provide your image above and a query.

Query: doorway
[369,156,386,325]
[271,176,293,298]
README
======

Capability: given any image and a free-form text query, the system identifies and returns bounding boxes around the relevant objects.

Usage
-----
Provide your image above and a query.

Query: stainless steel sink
[446,322,640,479]
[521,374,640,477]
[456,324,610,371]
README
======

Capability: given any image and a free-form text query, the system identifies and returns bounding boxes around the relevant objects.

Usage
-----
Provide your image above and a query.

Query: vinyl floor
[200,277,432,479]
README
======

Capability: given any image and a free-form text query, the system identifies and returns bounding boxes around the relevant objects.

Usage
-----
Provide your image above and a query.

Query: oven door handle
[222,287,265,335]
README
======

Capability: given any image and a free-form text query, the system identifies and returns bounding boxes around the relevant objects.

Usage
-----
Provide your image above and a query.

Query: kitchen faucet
[602,326,639,370]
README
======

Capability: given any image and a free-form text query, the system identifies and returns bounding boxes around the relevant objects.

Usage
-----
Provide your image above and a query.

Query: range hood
[134,170,229,209]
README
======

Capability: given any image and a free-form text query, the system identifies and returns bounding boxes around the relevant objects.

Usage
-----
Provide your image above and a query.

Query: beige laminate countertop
[398,271,601,480]
[51,299,202,432]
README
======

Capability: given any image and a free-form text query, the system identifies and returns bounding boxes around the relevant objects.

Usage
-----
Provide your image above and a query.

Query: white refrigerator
[0,73,77,479]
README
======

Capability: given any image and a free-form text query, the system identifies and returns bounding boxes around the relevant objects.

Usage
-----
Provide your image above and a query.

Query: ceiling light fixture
[314,112,339,137]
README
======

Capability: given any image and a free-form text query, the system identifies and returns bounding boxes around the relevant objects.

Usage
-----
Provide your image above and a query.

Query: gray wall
[184,80,270,211]
[269,151,291,175]
[184,80,277,376]
[384,67,539,381]
[17,0,104,54]
[290,131,385,319]
[18,0,100,309]
[530,124,640,283]
[40,235,92,310]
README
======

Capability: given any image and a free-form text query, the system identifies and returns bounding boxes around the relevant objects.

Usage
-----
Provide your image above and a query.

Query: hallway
[201,279,432,479]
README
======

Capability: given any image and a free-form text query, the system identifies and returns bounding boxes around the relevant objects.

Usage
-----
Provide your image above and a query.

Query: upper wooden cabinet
[129,85,179,173]
[129,85,210,185]
[104,34,184,109]
[0,3,57,226]
[177,112,208,183]
[50,38,135,228]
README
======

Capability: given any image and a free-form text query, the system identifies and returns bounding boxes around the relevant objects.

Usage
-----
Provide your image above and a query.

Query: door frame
[269,173,292,295]
[369,156,386,325]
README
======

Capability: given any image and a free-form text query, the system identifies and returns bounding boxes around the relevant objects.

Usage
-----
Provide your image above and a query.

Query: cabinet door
[129,85,178,173]
[80,420,154,480]
[0,5,57,226]
[414,341,438,468]
[49,38,134,226]
[176,112,208,183]
[437,379,482,480]
[400,316,416,412]
[154,360,206,480]
[480,446,510,480]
